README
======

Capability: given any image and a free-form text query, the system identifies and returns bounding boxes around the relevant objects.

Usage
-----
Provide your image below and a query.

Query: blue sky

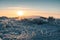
[0,0,60,11]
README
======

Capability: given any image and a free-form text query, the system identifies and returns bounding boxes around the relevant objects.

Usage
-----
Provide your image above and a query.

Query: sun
[17,11,24,16]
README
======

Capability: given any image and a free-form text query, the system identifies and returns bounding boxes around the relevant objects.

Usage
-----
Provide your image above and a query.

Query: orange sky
[0,7,60,18]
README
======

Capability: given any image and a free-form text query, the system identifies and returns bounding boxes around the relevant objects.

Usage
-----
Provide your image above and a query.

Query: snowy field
[0,16,60,40]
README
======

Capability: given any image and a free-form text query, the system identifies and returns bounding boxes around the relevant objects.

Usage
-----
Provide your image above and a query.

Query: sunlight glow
[17,11,24,16]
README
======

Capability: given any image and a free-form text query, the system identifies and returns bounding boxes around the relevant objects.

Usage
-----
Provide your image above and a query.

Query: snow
[0,17,60,40]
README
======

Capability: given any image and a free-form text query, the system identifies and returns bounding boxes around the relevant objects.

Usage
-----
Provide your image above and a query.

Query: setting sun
[17,11,24,16]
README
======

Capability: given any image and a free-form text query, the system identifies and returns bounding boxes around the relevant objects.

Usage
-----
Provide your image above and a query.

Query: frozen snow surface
[0,16,60,40]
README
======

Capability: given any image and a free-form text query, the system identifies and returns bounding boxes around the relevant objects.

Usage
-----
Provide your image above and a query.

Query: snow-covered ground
[0,17,60,40]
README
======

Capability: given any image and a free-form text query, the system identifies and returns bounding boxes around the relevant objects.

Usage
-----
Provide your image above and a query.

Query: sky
[0,0,60,18]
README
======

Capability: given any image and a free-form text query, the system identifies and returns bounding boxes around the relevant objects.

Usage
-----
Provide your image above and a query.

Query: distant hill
[23,16,47,19]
